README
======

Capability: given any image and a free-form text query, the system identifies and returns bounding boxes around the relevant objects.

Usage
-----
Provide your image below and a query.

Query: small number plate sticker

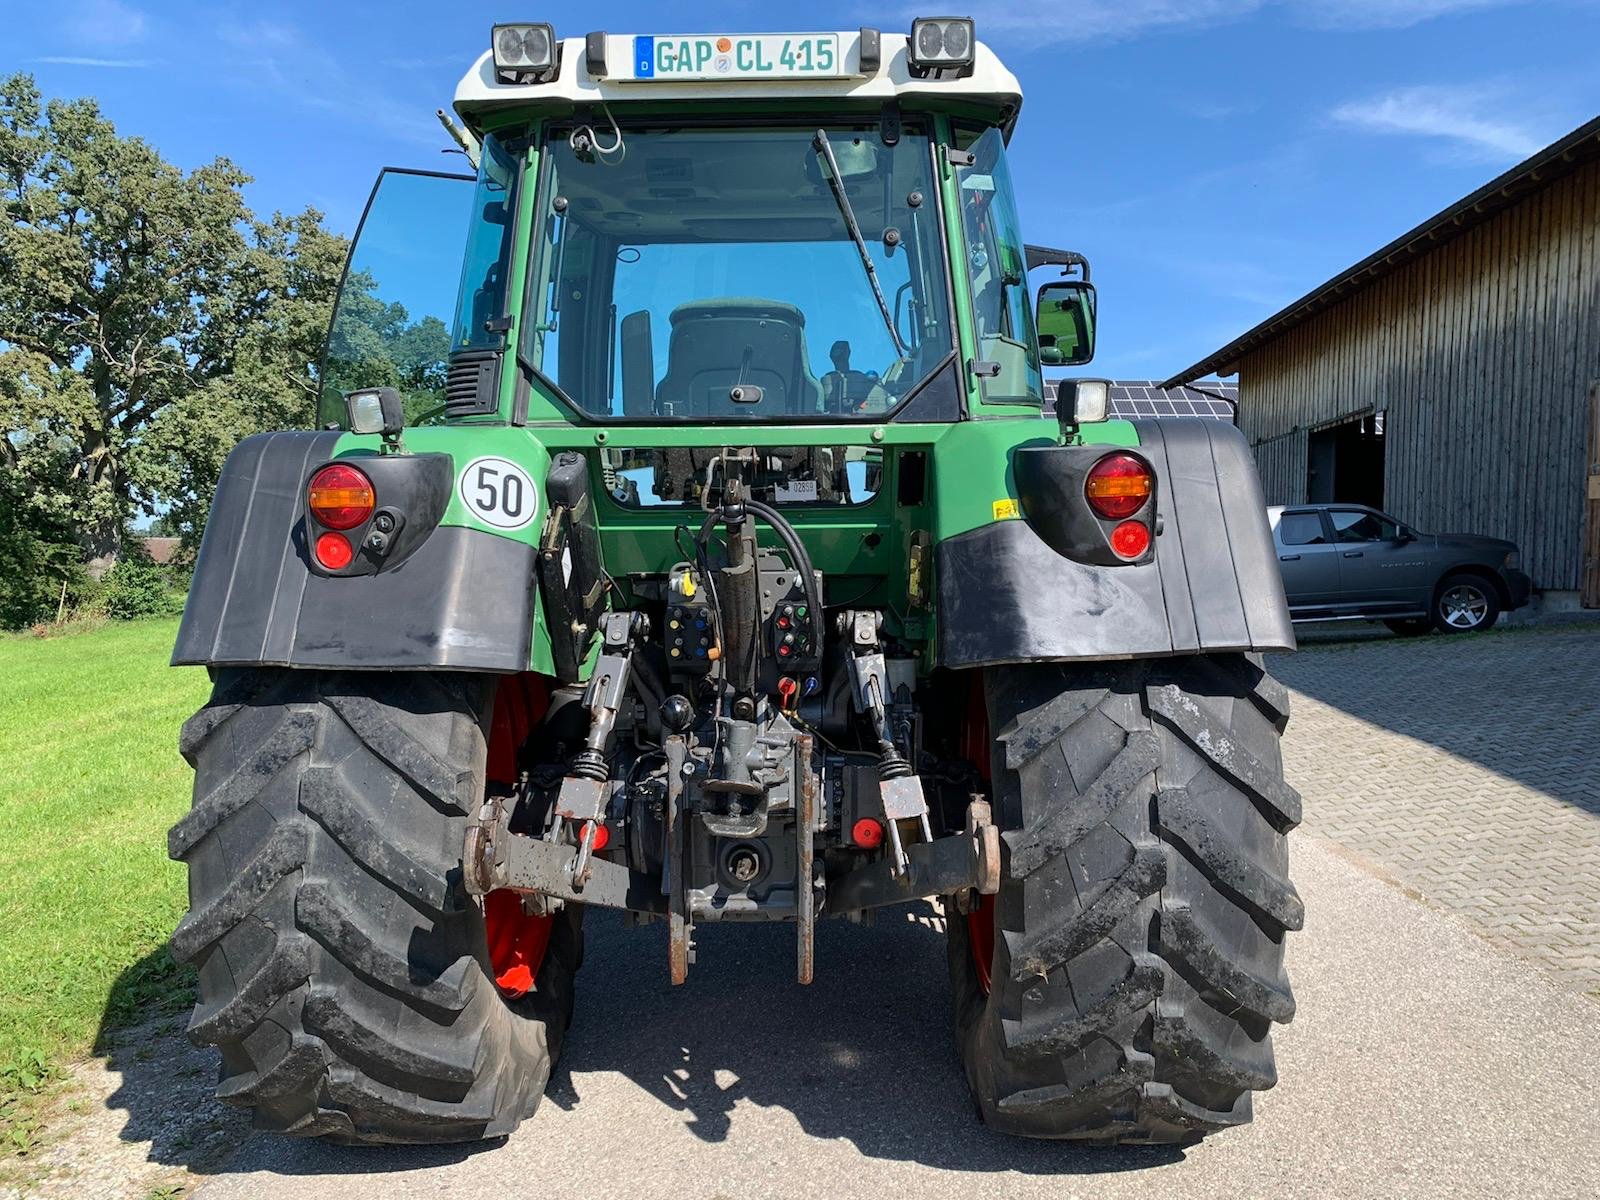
[459,457,538,531]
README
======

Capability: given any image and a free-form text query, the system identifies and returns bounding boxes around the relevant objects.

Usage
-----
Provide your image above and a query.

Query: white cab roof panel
[453,31,1021,127]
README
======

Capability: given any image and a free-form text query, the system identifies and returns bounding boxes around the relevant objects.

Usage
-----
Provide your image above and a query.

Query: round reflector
[307,463,375,530]
[1110,520,1152,560]
[314,531,354,570]
[1085,453,1153,520]
[590,823,611,853]
[851,818,885,849]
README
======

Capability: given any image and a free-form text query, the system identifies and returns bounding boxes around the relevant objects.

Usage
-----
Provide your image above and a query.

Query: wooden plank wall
[1236,157,1600,591]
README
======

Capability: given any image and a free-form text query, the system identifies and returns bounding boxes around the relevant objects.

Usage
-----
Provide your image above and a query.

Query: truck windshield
[526,122,954,421]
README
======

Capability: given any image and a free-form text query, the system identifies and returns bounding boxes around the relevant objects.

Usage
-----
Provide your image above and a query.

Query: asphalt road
[194,835,1599,1200]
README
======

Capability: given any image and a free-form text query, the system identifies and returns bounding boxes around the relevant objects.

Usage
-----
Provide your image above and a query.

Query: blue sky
[7,0,1599,380]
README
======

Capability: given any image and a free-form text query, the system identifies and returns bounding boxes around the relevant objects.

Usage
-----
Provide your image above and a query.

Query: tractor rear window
[523,122,954,422]
[601,445,881,507]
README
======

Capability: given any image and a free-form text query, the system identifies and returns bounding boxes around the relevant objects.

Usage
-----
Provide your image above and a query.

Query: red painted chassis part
[482,674,555,999]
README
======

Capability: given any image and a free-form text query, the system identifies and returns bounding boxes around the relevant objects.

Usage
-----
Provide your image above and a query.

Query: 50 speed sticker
[458,457,539,531]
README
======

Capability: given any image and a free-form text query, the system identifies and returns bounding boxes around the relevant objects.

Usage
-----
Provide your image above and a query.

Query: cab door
[1272,508,1341,610]
[318,167,477,428]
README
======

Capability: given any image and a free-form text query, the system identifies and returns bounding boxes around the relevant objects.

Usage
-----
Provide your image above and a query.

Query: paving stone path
[1274,623,1600,997]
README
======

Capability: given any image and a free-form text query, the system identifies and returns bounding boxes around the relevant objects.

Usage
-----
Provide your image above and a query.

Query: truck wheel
[169,669,581,1144]
[947,655,1302,1143]
[1432,573,1500,633]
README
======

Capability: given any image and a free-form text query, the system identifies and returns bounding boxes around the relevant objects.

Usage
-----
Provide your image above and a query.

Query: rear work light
[1084,452,1153,521]
[908,17,975,70]
[308,464,375,531]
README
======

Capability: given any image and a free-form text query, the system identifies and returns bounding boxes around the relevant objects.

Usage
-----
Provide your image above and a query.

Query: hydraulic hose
[743,499,826,658]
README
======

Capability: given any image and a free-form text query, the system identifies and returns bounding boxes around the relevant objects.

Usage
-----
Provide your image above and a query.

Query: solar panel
[1042,380,1237,422]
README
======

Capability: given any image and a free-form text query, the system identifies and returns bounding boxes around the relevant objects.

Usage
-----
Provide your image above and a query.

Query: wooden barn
[1166,115,1600,604]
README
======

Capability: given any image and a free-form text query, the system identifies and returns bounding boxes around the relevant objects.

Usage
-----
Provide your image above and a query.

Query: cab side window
[1329,510,1397,543]
[1277,512,1326,546]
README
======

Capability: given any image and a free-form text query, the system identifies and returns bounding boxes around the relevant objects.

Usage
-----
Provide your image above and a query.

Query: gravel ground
[166,834,1598,1200]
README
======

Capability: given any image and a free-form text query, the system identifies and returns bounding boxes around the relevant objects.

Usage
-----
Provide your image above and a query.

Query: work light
[492,22,557,81]
[907,17,975,71]
[343,387,405,438]
[1058,378,1110,427]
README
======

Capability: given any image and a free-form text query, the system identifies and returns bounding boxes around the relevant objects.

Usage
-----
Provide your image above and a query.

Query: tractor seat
[654,298,824,417]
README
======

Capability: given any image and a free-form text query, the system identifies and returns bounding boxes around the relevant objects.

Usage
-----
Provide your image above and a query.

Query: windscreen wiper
[813,129,907,357]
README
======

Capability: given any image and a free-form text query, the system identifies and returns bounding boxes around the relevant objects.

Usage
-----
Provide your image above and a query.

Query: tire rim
[1440,584,1488,629]
[483,675,555,999]
[968,893,996,995]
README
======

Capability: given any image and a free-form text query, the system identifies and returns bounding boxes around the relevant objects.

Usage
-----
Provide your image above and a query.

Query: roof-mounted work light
[908,16,975,74]
[492,22,558,82]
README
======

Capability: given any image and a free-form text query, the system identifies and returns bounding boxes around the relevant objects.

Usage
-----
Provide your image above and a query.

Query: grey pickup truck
[1269,504,1531,635]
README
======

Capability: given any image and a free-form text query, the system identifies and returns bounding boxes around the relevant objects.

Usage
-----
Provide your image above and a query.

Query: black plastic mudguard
[172,431,536,673]
[937,419,1295,668]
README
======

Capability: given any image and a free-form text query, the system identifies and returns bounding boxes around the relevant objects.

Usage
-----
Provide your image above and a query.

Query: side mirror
[1055,378,1110,433]
[1036,280,1096,366]
[1396,525,1415,544]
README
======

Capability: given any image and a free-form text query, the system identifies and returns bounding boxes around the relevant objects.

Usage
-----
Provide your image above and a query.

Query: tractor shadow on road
[98,908,1186,1182]
[534,904,1186,1175]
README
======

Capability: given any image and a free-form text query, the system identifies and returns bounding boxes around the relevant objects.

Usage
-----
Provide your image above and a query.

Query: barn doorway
[1307,411,1385,508]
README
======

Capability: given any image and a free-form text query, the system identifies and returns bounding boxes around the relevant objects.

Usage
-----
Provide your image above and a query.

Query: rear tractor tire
[947,654,1302,1143]
[169,669,581,1144]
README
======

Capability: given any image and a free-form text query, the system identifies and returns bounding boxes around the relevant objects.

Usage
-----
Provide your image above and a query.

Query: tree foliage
[0,71,346,573]
[322,271,452,425]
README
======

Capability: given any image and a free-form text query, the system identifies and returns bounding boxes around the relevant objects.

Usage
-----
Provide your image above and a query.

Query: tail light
[1110,520,1152,560]
[314,531,354,570]
[1084,452,1153,520]
[308,464,375,530]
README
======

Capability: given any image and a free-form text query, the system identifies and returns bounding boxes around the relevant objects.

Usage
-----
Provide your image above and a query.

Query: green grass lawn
[0,619,208,1085]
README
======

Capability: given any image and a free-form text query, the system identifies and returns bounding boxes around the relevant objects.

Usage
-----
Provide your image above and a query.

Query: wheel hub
[1442,585,1488,628]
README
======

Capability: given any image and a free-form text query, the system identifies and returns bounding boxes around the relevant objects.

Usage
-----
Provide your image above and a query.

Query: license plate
[631,34,844,81]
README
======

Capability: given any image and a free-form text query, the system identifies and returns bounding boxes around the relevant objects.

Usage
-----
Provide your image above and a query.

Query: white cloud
[1329,84,1543,160]
[64,0,148,46]
[1292,0,1526,29]
[214,19,444,151]
[959,0,1526,44]
[34,55,154,68]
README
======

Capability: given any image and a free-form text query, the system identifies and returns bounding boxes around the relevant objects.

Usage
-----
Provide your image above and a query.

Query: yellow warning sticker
[992,498,1020,520]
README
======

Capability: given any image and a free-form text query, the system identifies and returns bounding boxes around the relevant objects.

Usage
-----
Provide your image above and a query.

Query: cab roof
[452,31,1022,135]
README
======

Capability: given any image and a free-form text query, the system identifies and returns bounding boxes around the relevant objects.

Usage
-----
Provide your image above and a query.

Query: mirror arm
[1024,244,1091,282]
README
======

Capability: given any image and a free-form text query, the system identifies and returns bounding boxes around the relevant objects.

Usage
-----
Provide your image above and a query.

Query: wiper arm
[813,129,906,357]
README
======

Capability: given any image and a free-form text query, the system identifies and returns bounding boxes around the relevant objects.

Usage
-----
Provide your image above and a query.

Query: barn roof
[1162,112,1600,388]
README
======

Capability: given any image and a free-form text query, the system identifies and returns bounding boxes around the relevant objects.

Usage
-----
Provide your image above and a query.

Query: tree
[0,72,346,565]
[322,271,452,424]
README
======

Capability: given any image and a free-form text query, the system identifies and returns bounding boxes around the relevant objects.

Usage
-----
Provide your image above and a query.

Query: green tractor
[170,18,1301,1147]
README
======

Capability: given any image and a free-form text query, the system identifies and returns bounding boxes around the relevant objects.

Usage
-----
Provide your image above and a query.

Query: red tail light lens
[314,531,354,570]
[1110,520,1152,560]
[1085,453,1153,520]
[307,464,375,530]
